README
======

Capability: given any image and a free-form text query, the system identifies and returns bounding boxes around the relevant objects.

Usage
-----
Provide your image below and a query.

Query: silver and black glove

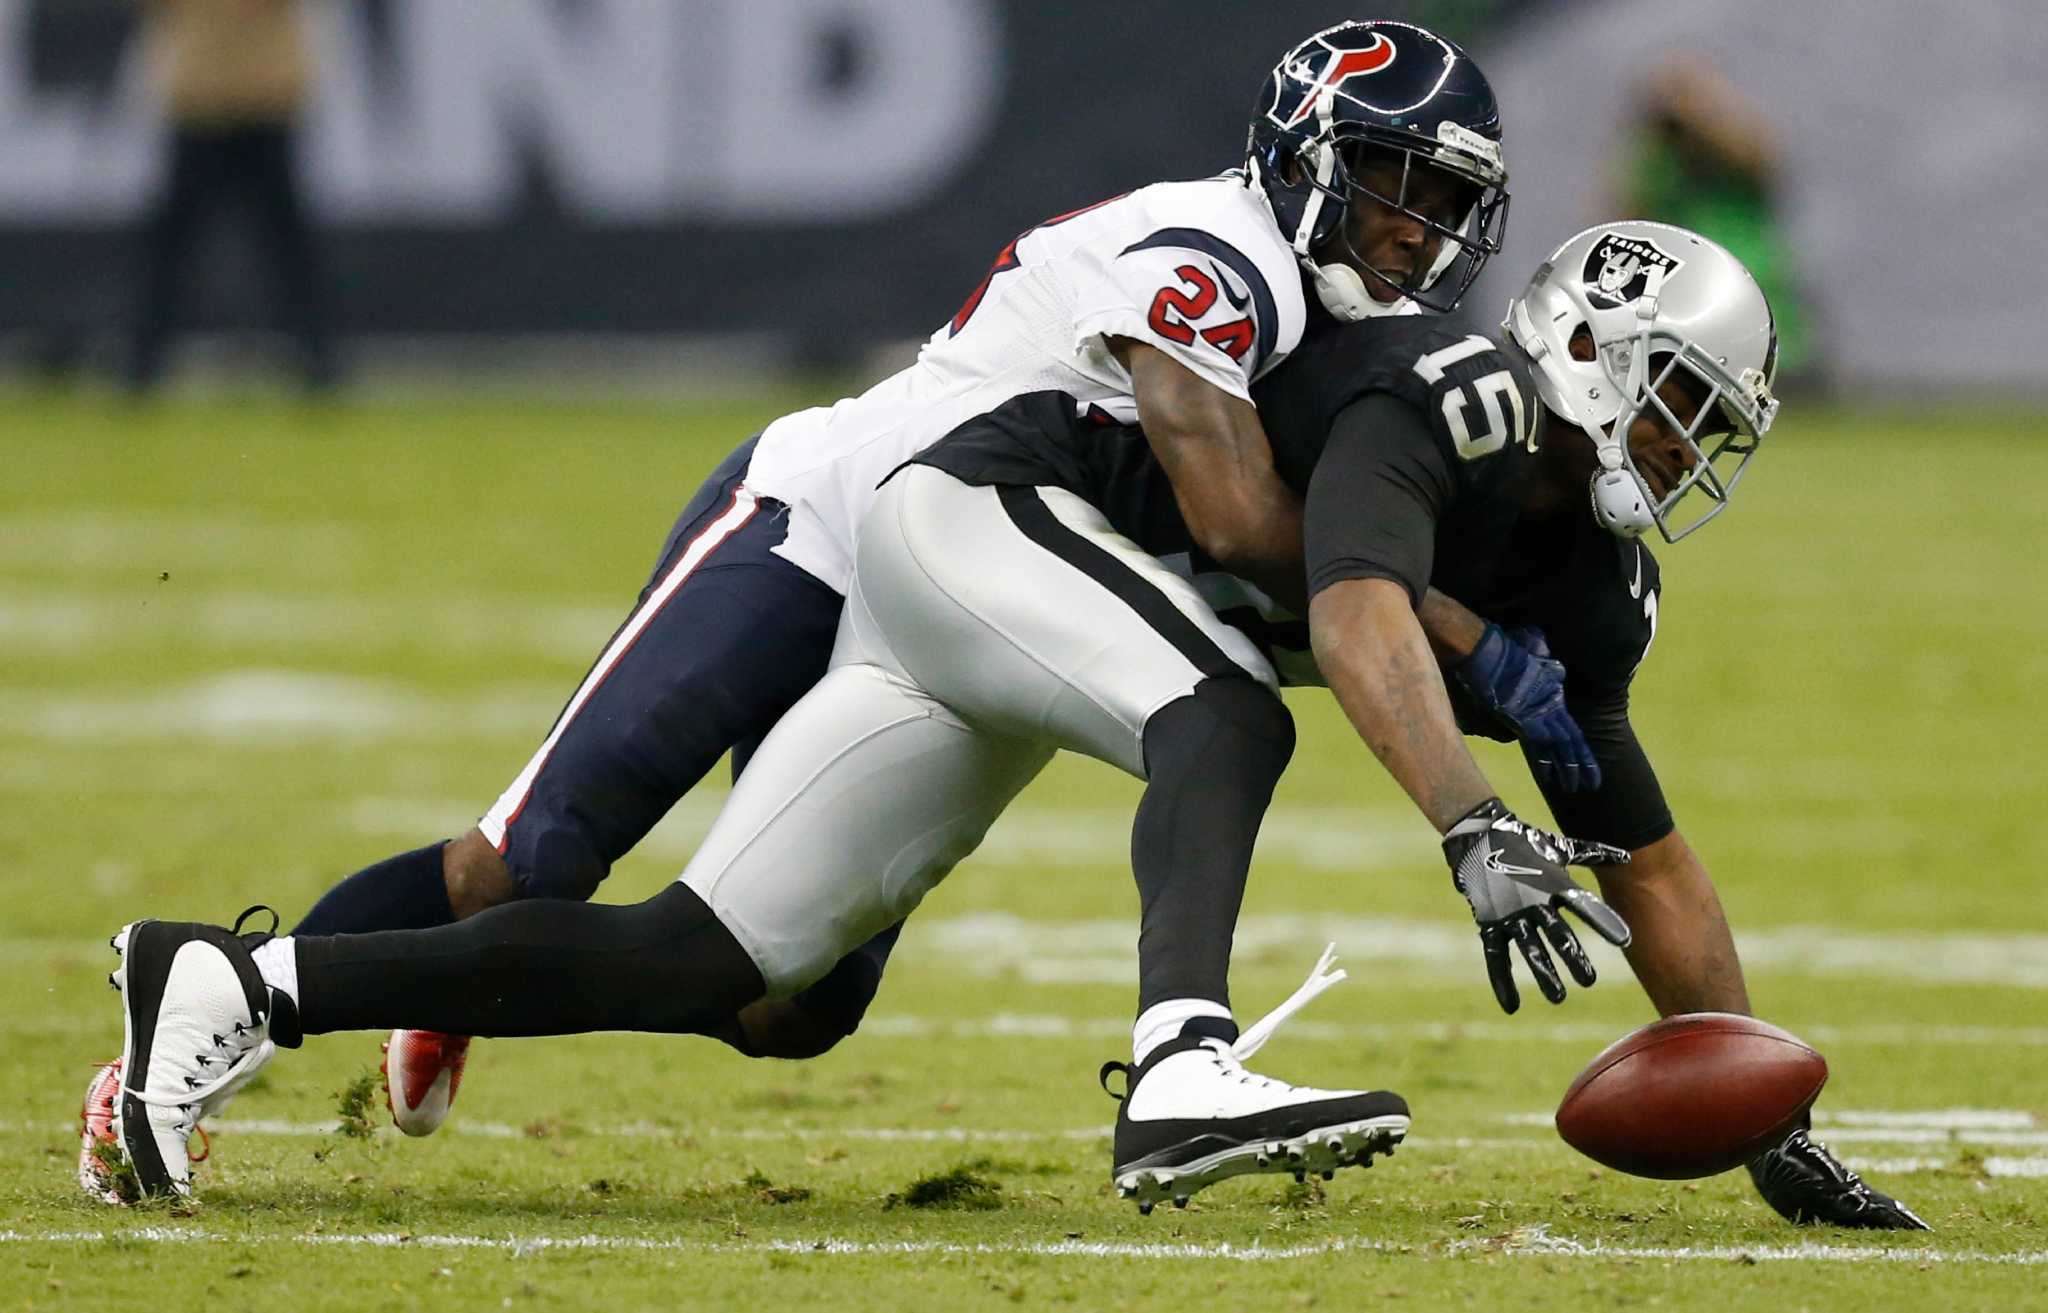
[1442,798,1632,1013]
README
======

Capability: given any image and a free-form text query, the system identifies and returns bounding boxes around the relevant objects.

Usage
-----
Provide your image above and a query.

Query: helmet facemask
[1578,317,1778,542]
[1246,21,1508,320]
[1292,128,1509,316]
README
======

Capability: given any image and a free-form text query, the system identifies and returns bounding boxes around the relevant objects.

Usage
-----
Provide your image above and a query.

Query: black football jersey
[912,314,1672,849]
[917,316,1539,603]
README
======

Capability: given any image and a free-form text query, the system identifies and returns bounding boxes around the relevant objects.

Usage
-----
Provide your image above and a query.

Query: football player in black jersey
[826,218,1922,1226]
[938,219,1916,1227]
[1248,221,1922,1229]
[98,221,1917,1228]
[84,17,1533,1181]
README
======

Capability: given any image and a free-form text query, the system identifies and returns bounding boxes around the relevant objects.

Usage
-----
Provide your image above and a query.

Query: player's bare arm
[1308,575,1490,830]
[1418,586,1486,663]
[1115,335,1518,670]
[1308,572,1629,1011]
[1113,336,1308,612]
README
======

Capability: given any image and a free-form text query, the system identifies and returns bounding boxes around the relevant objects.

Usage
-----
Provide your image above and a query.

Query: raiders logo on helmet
[1582,232,1686,309]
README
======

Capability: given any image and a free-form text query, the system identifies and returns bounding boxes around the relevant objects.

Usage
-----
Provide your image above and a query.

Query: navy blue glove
[1453,624,1602,794]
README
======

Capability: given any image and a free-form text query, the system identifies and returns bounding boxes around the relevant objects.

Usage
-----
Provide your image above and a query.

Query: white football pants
[679,464,1278,995]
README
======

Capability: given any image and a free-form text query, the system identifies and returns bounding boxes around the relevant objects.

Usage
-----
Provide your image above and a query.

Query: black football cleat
[1747,1126,1931,1230]
[1100,946,1408,1214]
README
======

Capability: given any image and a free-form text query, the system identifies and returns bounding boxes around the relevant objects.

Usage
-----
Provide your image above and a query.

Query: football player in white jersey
[92,219,1697,1214]
[253,20,1521,1122]
[87,21,1551,1204]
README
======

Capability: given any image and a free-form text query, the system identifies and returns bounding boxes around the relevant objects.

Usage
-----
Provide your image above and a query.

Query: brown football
[1554,1013,1828,1179]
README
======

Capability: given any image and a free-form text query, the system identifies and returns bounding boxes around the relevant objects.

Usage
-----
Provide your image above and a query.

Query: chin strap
[1588,465,1653,539]
[1310,261,1374,321]
[1582,265,1670,540]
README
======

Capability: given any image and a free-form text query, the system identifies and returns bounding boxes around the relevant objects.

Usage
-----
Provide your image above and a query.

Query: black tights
[293,883,762,1038]
[1130,677,1297,1015]
[287,677,1291,1040]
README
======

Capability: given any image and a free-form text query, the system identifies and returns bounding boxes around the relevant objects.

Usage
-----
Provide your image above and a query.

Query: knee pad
[1144,677,1296,780]
[510,825,614,902]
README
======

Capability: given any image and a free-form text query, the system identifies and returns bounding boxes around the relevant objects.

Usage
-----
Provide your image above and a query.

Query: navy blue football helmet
[1247,21,1509,318]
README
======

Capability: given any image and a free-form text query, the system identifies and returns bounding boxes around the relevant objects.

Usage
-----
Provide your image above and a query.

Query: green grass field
[2,388,2045,1310]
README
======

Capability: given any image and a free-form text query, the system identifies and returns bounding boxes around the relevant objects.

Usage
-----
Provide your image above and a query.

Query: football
[1554,1013,1828,1179]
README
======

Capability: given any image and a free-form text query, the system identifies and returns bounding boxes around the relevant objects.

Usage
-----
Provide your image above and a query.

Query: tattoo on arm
[1311,577,1492,832]
[1418,587,1488,668]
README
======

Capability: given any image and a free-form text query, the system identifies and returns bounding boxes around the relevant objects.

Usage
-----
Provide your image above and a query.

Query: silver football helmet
[1503,222,1780,541]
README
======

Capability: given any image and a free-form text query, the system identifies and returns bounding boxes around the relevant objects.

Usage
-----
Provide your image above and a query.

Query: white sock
[250,936,299,1007]
[1133,998,1233,1066]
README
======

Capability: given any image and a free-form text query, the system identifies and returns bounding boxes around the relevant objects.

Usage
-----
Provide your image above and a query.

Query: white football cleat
[1101,946,1409,1213]
[383,1030,470,1136]
[108,914,277,1198]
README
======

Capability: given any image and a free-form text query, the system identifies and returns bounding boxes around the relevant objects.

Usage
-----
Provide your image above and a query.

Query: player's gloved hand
[1441,798,1632,1013]
[1452,624,1602,794]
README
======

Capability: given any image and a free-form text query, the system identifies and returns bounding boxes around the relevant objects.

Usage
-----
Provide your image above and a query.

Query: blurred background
[0,0,2041,395]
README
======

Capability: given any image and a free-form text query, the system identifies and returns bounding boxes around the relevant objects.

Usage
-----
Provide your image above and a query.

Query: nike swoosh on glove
[1441,798,1631,1013]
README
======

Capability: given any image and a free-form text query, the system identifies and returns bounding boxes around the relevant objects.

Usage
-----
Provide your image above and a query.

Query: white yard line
[0,511,366,577]
[7,1003,2048,1052]
[0,1226,2042,1266]
[917,913,2048,989]
[0,672,560,745]
[14,1112,2048,1169]
[1821,1109,2038,1129]
[849,1013,2048,1047]
[0,589,618,663]
[1506,1110,2041,1131]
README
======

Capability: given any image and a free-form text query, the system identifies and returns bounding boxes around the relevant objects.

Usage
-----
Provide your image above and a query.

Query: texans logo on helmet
[1583,233,1686,309]
[1279,32,1397,127]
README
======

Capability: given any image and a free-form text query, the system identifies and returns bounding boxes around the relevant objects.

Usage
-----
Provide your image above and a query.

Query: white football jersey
[743,174,1317,593]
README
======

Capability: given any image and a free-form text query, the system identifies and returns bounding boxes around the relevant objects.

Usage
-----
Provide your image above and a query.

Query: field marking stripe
[14,1117,2048,1161]
[1504,1109,2040,1131]
[10,908,2048,990]
[0,1227,2041,1265]
[852,1015,2048,1047]
[12,1002,2048,1050]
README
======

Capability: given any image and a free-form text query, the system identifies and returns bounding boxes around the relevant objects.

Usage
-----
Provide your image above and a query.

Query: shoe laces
[130,1029,275,1137]
[1102,945,1349,1101]
[1231,942,1346,1062]
[1201,943,1350,1089]
[86,1059,215,1162]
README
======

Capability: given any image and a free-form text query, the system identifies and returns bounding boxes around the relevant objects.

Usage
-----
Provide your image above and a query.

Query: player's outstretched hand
[1453,624,1602,793]
[1441,798,1631,1013]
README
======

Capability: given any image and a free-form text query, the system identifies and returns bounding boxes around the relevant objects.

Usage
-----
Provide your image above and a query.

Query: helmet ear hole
[1567,326,1597,363]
